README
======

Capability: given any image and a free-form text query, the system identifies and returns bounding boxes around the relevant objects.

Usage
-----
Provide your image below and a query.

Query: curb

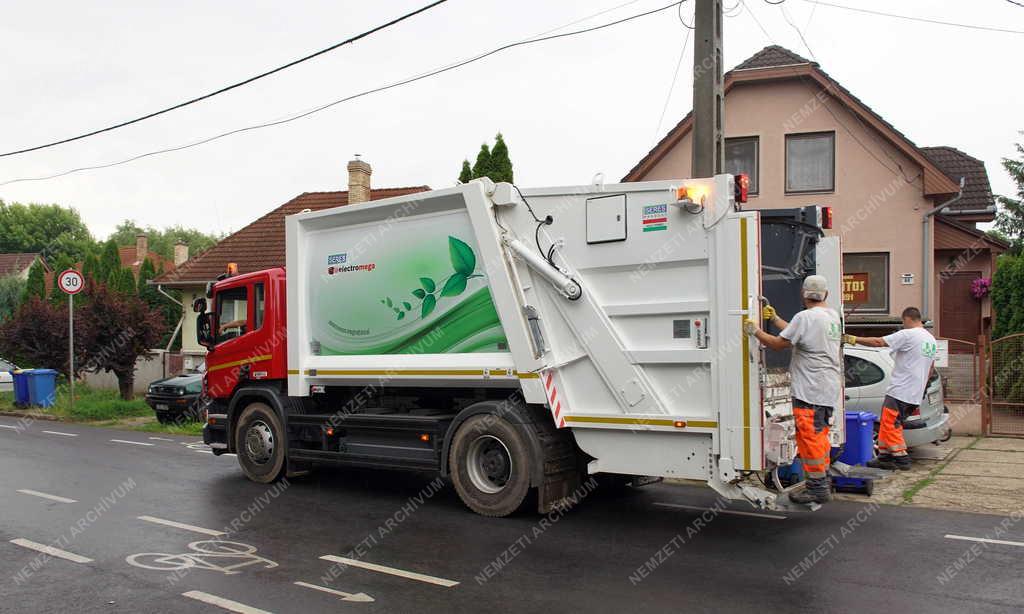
[0,410,63,422]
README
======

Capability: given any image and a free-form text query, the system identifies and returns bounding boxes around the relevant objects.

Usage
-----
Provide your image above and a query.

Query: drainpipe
[922,177,965,323]
[156,284,184,352]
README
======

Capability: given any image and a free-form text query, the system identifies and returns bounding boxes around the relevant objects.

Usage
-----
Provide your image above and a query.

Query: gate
[989,333,1024,436]
[936,337,978,401]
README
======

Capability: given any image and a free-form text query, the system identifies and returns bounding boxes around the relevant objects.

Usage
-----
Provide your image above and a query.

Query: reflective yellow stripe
[563,416,718,428]
[740,217,751,469]
[303,368,521,377]
[287,369,300,375]
[516,371,540,379]
[207,354,273,373]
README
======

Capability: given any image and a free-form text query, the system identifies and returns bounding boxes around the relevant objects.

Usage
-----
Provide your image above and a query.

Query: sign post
[58,269,84,412]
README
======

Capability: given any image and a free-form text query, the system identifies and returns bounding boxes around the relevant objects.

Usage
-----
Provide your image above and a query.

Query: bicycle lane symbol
[126,540,277,575]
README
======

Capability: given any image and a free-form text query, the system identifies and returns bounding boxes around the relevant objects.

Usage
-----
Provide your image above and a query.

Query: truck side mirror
[197,312,216,350]
[192,297,207,313]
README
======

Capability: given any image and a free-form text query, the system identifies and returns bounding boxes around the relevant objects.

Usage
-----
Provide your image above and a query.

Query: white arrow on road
[293,581,374,603]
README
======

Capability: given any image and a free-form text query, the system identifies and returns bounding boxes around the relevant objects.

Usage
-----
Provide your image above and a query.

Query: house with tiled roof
[624,45,1006,341]
[0,252,48,280]
[153,158,429,356]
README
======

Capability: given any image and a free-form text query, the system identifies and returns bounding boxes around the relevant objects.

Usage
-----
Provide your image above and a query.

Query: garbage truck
[197,174,845,516]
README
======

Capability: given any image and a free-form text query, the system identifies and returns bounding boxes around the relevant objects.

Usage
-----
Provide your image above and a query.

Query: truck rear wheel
[450,414,532,517]
[235,402,286,484]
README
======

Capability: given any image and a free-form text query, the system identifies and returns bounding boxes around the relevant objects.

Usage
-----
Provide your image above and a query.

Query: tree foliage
[21,260,46,304]
[0,275,25,322]
[458,159,472,184]
[0,297,87,377]
[995,137,1024,256]
[460,134,514,184]
[0,201,93,263]
[992,254,1024,339]
[107,220,221,261]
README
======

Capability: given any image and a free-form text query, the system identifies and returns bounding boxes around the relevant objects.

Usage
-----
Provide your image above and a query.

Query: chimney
[347,156,372,205]
[174,240,189,266]
[136,234,148,264]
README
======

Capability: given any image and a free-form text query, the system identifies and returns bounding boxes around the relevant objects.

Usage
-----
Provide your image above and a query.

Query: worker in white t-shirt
[843,306,937,471]
[745,275,843,504]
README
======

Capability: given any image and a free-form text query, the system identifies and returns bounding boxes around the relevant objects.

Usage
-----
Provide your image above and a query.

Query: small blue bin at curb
[10,369,32,407]
[833,411,876,495]
[25,369,58,408]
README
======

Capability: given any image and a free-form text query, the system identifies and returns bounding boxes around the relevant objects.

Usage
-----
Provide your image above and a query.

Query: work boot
[790,477,832,504]
[868,454,912,471]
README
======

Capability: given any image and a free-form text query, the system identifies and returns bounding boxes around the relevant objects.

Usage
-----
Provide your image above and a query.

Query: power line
[654,13,693,139]
[1006,0,1024,8]
[0,0,450,159]
[1,1,686,187]
[803,0,1024,35]
[779,3,816,60]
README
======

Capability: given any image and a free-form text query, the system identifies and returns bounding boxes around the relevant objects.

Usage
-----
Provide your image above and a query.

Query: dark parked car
[146,372,204,424]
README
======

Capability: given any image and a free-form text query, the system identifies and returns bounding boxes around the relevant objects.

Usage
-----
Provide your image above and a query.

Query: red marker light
[734,174,749,204]
[821,206,833,230]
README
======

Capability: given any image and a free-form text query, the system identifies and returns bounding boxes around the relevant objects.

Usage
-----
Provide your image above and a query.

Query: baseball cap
[802,275,828,301]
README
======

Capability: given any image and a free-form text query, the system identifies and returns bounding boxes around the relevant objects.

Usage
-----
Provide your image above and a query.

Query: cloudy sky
[1,0,1020,239]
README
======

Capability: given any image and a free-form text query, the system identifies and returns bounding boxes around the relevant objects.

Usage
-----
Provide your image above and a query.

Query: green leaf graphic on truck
[379,236,483,321]
[320,230,507,355]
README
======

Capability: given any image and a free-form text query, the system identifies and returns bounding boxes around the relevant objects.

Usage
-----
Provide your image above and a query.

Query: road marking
[17,489,77,503]
[110,439,154,446]
[148,436,174,442]
[0,424,19,430]
[10,538,93,563]
[945,534,1024,548]
[319,555,459,587]
[654,502,787,520]
[42,430,77,437]
[138,515,226,536]
[293,581,374,602]
[194,449,214,454]
[181,591,272,614]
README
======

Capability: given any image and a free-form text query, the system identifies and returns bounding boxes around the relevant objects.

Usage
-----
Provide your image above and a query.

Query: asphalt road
[1,415,1023,614]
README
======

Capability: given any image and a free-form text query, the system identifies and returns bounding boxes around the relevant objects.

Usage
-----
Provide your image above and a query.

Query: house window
[786,131,835,193]
[843,253,888,312]
[725,136,758,194]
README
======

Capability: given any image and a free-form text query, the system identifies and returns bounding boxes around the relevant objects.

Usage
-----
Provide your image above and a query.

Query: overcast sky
[1,0,1020,240]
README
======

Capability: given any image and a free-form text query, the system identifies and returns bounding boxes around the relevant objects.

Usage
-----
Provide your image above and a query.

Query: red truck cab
[197,267,288,450]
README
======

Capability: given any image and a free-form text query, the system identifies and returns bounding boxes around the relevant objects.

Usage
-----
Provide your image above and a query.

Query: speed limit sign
[58,269,84,295]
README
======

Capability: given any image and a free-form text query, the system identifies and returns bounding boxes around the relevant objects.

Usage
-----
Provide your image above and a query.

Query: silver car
[843,346,951,448]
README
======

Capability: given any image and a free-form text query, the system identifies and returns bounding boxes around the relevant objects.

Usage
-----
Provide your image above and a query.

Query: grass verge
[901,436,981,504]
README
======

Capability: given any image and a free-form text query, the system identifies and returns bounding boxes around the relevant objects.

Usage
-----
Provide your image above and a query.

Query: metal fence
[989,333,1024,437]
[936,337,979,402]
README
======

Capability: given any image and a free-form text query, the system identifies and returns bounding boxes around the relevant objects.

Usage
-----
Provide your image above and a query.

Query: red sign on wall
[843,273,870,304]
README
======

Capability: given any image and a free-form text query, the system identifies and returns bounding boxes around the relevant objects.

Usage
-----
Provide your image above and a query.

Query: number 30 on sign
[58,269,84,295]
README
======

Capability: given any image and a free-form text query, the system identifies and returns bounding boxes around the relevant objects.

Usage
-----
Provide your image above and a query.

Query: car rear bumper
[904,412,951,448]
[145,394,200,414]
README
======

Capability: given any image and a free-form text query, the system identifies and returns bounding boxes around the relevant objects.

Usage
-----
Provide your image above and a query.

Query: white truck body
[285,176,845,509]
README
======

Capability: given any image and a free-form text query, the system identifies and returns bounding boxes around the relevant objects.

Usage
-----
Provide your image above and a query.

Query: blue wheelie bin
[833,411,876,494]
[11,369,32,407]
[25,369,58,408]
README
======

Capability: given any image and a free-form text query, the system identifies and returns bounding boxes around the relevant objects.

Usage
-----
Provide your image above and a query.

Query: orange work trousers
[793,401,833,479]
[878,394,913,456]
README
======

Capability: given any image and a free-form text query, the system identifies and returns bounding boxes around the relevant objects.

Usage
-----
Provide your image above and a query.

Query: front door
[939,271,981,346]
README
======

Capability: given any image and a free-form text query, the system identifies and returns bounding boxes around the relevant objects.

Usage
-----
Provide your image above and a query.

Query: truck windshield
[216,287,249,344]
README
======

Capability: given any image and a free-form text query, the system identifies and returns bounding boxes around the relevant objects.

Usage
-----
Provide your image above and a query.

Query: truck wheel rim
[245,420,275,465]
[466,435,512,494]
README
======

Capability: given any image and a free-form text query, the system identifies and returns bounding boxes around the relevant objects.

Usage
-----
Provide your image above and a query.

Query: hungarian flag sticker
[642,204,668,232]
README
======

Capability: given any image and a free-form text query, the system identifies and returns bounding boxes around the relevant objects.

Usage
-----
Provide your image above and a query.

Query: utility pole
[691,0,724,178]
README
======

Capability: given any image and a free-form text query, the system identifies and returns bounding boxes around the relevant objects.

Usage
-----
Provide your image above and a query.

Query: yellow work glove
[762,304,777,321]
[841,334,857,345]
[743,318,759,336]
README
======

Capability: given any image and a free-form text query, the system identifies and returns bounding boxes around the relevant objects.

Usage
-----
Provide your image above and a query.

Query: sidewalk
[837,436,1024,516]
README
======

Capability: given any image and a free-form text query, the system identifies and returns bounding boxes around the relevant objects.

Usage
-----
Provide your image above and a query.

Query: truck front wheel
[450,414,532,517]
[235,402,286,484]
